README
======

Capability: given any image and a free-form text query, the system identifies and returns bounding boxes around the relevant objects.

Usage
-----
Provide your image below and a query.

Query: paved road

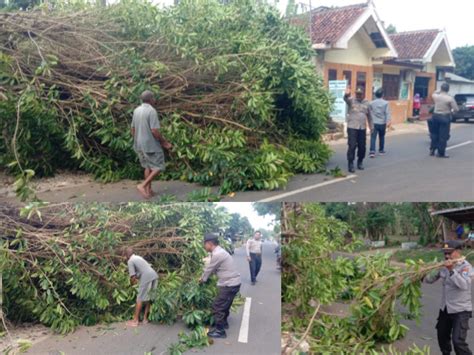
[394,281,474,354]
[232,121,474,202]
[25,242,281,355]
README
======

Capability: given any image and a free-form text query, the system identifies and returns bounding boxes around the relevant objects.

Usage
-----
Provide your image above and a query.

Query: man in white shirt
[246,231,263,285]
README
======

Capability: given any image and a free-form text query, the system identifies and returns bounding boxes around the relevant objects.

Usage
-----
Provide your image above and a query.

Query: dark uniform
[425,241,473,355]
[201,234,241,338]
[431,91,459,157]
[344,88,373,172]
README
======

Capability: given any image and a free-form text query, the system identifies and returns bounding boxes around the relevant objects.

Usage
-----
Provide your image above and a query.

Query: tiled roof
[389,30,441,60]
[290,3,368,45]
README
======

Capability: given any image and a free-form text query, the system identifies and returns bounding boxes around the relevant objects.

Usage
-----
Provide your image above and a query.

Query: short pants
[137,278,158,302]
[136,150,165,171]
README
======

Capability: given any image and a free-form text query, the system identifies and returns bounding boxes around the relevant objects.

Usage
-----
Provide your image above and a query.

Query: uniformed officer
[430,83,459,158]
[344,87,373,173]
[246,231,263,285]
[424,240,472,355]
[199,233,241,339]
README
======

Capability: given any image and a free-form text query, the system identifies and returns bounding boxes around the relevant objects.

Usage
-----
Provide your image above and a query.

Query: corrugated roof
[389,29,440,60]
[446,72,474,83]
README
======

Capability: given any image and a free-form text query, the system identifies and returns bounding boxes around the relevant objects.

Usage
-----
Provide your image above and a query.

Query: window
[414,77,430,99]
[343,70,352,87]
[382,74,400,100]
[356,72,366,95]
[328,69,337,81]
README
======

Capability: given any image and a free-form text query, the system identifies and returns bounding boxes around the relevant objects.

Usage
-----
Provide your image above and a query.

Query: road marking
[238,297,252,343]
[446,140,473,151]
[257,175,357,202]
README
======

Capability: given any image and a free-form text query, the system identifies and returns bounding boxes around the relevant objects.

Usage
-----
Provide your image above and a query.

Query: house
[431,206,474,243]
[291,1,456,123]
[437,72,474,96]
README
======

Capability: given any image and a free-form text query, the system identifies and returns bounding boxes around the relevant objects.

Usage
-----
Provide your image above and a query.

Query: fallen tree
[281,203,453,354]
[0,201,234,351]
[0,0,332,195]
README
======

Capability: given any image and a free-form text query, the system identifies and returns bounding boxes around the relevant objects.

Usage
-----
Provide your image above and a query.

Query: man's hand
[444,259,455,271]
[387,121,392,129]
[345,88,351,96]
[198,278,204,284]
[161,140,172,150]
[247,256,251,262]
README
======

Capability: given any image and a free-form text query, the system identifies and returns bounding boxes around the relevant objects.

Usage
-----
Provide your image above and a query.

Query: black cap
[204,233,219,243]
[441,240,463,252]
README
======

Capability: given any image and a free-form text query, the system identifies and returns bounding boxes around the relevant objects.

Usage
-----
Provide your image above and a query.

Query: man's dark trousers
[437,308,472,355]
[431,114,451,156]
[212,285,240,330]
[249,252,262,283]
[347,128,366,163]
[370,123,387,153]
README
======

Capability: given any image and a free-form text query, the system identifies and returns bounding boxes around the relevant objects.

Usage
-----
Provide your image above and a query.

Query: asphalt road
[25,242,281,355]
[394,280,474,354]
[232,121,474,202]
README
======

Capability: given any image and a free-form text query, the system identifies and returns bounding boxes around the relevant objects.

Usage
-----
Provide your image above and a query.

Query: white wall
[324,31,372,66]
[436,82,474,95]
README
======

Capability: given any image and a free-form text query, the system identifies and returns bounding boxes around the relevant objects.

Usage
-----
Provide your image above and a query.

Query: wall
[436,82,474,96]
[388,101,410,124]
[324,32,372,66]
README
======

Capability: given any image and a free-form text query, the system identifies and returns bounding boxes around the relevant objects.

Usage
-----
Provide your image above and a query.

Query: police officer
[199,233,241,339]
[424,240,472,355]
[430,83,459,158]
[344,87,373,173]
[246,231,263,285]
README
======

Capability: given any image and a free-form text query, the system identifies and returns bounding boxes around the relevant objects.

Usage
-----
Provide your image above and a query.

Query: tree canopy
[453,45,474,80]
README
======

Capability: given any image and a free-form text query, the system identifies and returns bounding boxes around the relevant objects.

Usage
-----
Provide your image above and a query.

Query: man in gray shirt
[344,87,373,173]
[424,240,472,355]
[430,83,459,158]
[124,247,159,327]
[131,90,172,199]
[200,233,241,339]
[369,89,391,158]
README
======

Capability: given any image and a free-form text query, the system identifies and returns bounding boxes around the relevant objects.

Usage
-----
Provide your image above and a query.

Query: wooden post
[442,219,448,242]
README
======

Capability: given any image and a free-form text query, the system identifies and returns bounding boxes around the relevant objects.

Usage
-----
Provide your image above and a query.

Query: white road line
[257,174,358,202]
[238,297,252,343]
[446,140,473,151]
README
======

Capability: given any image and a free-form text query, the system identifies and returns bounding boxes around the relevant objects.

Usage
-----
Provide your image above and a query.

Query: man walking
[131,90,172,199]
[246,231,263,285]
[124,247,159,327]
[200,233,241,339]
[344,87,373,173]
[424,240,472,355]
[369,88,391,158]
[430,83,459,158]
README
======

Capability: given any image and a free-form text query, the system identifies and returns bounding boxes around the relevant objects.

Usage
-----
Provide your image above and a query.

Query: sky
[215,202,277,230]
[275,0,473,48]
[156,0,473,48]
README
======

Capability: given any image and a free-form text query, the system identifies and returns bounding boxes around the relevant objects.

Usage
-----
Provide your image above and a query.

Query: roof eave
[332,5,398,57]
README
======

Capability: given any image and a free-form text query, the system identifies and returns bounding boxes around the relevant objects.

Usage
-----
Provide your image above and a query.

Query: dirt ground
[0,323,52,353]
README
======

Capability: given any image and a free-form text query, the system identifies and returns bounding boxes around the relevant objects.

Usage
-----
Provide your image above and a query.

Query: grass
[393,248,474,264]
